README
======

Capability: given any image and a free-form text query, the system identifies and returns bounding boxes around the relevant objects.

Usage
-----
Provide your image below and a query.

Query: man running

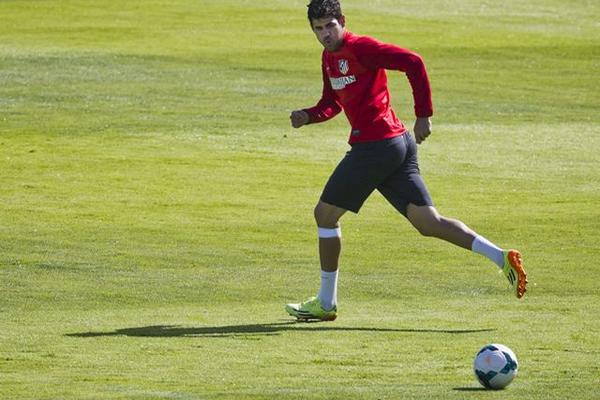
[286,0,527,321]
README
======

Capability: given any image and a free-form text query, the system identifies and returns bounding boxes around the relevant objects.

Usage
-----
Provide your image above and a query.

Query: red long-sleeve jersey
[303,31,433,144]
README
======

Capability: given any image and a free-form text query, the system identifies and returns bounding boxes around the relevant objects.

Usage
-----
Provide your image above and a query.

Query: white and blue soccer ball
[473,344,518,389]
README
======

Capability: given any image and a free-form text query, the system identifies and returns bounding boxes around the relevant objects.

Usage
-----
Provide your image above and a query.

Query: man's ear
[339,15,346,27]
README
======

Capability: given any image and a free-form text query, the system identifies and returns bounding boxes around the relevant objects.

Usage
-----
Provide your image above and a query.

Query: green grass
[1,0,599,398]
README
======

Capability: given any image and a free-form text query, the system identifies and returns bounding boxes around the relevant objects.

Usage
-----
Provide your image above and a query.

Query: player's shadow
[66,322,495,338]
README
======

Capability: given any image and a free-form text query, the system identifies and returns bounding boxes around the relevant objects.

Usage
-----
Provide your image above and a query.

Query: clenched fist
[290,110,310,128]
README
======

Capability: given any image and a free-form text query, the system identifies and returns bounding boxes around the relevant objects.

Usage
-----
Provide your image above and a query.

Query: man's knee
[314,201,345,228]
[407,205,442,237]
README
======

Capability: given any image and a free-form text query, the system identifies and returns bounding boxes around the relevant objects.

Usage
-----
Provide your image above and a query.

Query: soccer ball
[473,344,518,389]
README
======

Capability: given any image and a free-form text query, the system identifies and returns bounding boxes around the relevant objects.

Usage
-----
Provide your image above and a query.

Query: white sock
[318,270,338,310]
[471,235,504,269]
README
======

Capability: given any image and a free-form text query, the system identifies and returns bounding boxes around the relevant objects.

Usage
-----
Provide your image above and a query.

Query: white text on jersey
[329,75,357,90]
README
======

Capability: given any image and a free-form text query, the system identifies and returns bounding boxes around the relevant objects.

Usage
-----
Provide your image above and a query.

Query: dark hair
[307,0,343,25]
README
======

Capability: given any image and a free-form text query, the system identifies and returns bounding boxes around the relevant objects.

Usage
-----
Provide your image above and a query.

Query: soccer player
[285,0,528,321]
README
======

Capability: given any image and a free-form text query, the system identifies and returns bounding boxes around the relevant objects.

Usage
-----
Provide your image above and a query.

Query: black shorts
[320,133,433,215]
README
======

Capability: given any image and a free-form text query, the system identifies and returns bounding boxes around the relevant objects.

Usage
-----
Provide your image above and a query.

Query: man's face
[311,16,345,52]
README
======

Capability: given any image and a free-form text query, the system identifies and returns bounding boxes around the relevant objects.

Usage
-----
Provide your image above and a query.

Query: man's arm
[290,57,342,129]
[355,37,433,143]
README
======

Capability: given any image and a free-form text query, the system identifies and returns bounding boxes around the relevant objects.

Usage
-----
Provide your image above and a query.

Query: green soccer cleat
[285,296,337,321]
[502,250,528,299]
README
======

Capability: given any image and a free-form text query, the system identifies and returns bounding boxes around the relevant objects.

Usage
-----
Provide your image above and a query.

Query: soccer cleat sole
[285,305,337,322]
[295,313,337,322]
[507,250,528,299]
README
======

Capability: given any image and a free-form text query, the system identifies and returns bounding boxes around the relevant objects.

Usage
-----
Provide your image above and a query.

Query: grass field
[1,0,599,398]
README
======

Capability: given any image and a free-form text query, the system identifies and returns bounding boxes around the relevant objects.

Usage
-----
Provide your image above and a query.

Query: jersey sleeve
[302,56,343,124]
[354,36,433,118]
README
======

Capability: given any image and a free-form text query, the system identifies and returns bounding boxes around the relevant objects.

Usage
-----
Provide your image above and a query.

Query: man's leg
[284,201,347,321]
[406,204,527,298]
[314,200,347,272]
[313,201,346,311]
[406,204,476,250]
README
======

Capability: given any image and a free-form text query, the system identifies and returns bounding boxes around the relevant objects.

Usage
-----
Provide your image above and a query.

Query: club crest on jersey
[338,59,349,75]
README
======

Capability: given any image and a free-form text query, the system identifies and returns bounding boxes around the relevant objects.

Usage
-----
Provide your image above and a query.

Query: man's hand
[290,110,310,128]
[413,117,432,144]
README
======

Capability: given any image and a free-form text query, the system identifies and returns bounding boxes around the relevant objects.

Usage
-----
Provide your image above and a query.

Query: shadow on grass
[452,387,490,391]
[66,322,495,338]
